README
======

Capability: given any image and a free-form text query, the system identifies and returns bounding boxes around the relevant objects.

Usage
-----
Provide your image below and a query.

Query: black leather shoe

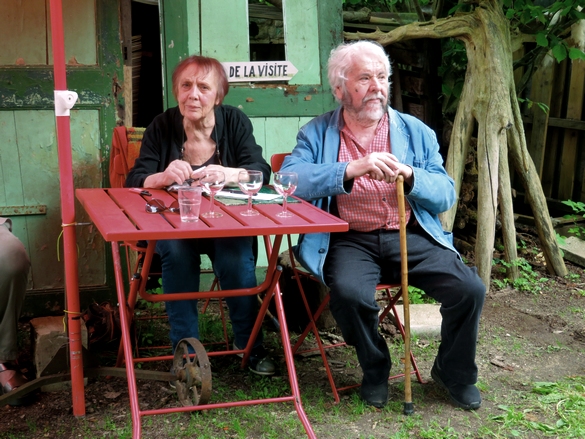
[360,380,388,408]
[431,363,481,410]
[234,344,276,376]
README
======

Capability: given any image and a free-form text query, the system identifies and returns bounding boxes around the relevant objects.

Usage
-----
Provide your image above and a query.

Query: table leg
[262,234,316,439]
[273,281,316,439]
[111,242,142,438]
[115,241,156,367]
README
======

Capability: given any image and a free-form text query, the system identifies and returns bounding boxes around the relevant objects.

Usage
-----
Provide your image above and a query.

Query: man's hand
[345,152,413,185]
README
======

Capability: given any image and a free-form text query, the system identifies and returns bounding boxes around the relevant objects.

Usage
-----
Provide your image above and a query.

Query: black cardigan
[125,105,271,188]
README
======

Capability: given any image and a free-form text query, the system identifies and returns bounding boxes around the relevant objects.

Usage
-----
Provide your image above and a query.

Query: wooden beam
[523,115,585,130]
[559,59,585,199]
[527,56,554,178]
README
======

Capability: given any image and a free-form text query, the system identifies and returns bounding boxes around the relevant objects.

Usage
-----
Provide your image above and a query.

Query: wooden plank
[527,54,554,178]
[0,112,22,206]
[249,4,283,20]
[401,74,425,96]
[541,58,567,197]
[186,0,200,55]
[250,117,267,160]
[0,0,46,65]
[512,45,525,88]
[160,0,189,109]
[523,115,585,130]
[47,0,97,65]
[13,110,104,289]
[77,189,144,241]
[0,111,31,274]
[284,0,321,85]
[201,0,248,61]
[559,59,585,200]
[14,110,63,289]
[264,117,301,165]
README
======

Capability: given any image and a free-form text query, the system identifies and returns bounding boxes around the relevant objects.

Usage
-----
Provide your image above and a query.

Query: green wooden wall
[0,0,123,315]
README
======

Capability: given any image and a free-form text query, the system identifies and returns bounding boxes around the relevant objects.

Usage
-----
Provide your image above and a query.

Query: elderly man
[0,217,32,406]
[281,41,485,410]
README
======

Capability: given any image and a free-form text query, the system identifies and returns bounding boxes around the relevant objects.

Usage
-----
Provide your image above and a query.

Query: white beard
[342,92,388,124]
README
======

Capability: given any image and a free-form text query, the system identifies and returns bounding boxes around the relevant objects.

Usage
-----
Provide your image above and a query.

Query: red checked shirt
[337,113,412,232]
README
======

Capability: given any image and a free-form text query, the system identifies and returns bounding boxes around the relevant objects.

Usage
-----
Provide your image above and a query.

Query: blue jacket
[280,106,459,284]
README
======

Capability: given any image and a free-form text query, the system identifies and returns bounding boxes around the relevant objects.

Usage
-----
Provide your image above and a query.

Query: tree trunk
[345,0,567,288]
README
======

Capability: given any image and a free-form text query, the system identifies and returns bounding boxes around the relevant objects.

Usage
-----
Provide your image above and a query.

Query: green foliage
[503,0,585,63]
[517,96,550,114]
[438,38,467,115]
[134,278,166,352]
[561,200,585,238]
[492,257,549,293]
[407,285,436,304]
[491,378,585,438]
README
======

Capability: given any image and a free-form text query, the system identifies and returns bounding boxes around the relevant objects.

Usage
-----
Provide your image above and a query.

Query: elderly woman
[126,55,274,375]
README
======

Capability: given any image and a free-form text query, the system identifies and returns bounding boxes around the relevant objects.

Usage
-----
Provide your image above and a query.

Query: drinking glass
[273,171,298,218]
[177,185,202,222]
[238,170,263,216]
[200,170,226,218]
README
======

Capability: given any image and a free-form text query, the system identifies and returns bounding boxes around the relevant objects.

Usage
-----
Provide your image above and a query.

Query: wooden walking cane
[396,175,414,415]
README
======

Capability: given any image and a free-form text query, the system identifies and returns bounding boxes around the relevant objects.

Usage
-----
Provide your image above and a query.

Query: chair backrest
[270,152,291,173]
[109,126,146,188]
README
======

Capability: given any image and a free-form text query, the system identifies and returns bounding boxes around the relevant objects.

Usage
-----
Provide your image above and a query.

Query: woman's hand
[143,160,194,188]
[204,164,245,186]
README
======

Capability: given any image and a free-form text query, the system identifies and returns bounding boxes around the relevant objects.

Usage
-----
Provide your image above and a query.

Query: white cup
[178,186,202,222]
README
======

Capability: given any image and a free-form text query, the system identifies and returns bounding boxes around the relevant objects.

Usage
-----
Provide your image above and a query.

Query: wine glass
[273,171,298,218]
[238,170,263,216]
[200,170,226,218]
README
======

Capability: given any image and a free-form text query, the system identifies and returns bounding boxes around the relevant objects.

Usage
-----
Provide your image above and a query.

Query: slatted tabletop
[76,188,348,242]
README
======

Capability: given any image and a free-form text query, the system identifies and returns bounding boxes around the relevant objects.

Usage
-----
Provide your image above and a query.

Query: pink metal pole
[49,0,86,417]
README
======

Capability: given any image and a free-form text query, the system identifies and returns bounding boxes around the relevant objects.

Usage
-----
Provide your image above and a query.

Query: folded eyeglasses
[145,198,180,214]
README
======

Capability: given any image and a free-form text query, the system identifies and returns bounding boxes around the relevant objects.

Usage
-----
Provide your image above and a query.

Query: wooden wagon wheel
[172,337,212,406]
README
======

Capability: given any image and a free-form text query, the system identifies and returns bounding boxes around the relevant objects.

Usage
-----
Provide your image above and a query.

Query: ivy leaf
[552,43,567,62]
[569,48,585,61]
[536,32,548,48]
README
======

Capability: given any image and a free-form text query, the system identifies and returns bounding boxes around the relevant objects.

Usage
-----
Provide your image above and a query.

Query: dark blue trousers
[323,227,485,387]
[156,236,260,351]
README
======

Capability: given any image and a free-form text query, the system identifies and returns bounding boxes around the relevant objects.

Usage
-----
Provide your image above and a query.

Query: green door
[0,0,123,314]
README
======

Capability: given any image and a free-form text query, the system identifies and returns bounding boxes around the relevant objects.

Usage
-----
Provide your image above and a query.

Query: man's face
[336,54,389,124]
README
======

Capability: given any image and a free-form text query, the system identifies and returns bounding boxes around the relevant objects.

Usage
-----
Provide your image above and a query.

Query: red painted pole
[48,0,86,417]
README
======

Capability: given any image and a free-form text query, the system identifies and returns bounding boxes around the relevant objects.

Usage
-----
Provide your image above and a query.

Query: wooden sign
[222,61,298,83]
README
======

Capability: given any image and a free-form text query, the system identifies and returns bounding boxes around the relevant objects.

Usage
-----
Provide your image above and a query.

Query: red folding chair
[271,153,424,404]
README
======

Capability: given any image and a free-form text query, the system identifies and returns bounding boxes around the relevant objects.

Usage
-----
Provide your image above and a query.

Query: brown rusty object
[172,337,212,407]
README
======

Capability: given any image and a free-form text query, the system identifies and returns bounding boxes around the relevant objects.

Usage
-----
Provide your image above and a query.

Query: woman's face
[177,64,220,123]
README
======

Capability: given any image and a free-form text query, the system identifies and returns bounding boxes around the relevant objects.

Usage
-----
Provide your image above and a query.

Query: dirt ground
[2,228,585,438]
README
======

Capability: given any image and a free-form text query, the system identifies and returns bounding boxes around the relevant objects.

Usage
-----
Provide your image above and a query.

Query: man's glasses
[145,198,180,214]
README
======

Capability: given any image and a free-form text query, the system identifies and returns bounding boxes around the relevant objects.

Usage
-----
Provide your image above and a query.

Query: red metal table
[75,187,348,438]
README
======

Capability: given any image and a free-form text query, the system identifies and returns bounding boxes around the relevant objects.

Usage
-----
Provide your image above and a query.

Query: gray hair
[327,40,392,101]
